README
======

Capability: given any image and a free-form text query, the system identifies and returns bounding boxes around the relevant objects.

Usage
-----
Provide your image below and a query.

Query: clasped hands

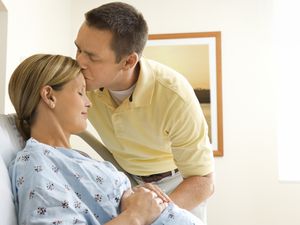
[120,183,172,225]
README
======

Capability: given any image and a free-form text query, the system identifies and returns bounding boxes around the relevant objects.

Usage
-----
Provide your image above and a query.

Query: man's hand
[134,182,171,203]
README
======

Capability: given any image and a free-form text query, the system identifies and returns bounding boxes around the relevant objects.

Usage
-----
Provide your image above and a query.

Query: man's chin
[85,81,98,91]
[86,86,99,91]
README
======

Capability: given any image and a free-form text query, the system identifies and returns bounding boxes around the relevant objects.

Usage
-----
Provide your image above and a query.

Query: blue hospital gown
[9,138,202,225]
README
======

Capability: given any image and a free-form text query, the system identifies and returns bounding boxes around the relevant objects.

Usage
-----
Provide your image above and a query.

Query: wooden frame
[144,32,223,156]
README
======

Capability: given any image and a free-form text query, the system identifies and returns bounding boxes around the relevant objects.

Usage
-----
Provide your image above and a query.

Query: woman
[8,54,202,225]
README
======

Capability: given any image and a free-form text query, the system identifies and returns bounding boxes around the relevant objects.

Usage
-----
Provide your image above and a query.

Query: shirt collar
[95,57,155,107]
[130,57,155,107]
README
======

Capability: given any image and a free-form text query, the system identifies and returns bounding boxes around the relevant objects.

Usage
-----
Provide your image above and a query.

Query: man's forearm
[169,173,214,210]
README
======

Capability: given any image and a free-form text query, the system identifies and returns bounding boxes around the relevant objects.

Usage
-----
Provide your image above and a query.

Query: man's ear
[122,52,139,70]
[40,85,56,109]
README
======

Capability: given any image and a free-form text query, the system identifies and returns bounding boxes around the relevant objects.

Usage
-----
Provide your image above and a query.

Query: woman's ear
[122,52,139,70]
[40,85,56,109]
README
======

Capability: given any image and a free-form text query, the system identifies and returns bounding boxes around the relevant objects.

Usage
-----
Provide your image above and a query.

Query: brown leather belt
[137,168,179,183]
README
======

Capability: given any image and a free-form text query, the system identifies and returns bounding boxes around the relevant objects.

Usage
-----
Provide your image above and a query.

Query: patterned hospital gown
[9,138,202,225]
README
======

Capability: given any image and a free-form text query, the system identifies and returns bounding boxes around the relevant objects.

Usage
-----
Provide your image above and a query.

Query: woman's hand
[120,187,168,225]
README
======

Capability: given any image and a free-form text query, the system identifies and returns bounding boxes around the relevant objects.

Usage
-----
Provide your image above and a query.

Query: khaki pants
[133,172,207,225]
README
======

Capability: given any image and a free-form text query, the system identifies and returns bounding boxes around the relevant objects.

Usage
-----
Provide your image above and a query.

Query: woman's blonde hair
[8,54,81,140]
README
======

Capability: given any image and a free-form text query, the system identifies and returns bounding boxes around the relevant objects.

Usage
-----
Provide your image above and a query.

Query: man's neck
[109,62,140,91]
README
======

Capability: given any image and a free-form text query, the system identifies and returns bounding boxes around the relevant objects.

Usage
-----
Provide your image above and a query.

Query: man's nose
[76,53,87,69]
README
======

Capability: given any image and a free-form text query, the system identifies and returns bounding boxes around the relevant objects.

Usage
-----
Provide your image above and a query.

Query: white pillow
[0,114,24,225]
[0,155,17,225]
[0,114,24,166]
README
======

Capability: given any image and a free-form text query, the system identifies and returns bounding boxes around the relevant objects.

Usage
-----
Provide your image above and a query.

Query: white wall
[0,1,7,113]
[1,0,300,224]
[2,0,73,113]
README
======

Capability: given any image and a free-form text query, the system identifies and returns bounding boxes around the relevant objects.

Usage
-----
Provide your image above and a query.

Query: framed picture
[144,32,223,156]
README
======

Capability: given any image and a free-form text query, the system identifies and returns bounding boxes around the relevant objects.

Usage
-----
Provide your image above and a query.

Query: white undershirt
[108,84,136,105]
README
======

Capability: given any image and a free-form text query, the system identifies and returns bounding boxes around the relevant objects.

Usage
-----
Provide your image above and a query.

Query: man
[75,2,214,223]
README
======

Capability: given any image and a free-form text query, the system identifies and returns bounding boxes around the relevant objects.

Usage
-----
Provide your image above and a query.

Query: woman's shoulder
[9,138,55,169]
[20,138,52,155]
[8,139,60,191]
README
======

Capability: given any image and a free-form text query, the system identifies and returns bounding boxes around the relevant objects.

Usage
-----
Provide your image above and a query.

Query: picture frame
[144,32,223,156]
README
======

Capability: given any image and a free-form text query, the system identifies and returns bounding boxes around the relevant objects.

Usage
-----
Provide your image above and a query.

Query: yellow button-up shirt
[87,58,214,177]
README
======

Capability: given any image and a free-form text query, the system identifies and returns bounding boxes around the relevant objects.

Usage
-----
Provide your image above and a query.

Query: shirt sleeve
[167,97,215,178]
